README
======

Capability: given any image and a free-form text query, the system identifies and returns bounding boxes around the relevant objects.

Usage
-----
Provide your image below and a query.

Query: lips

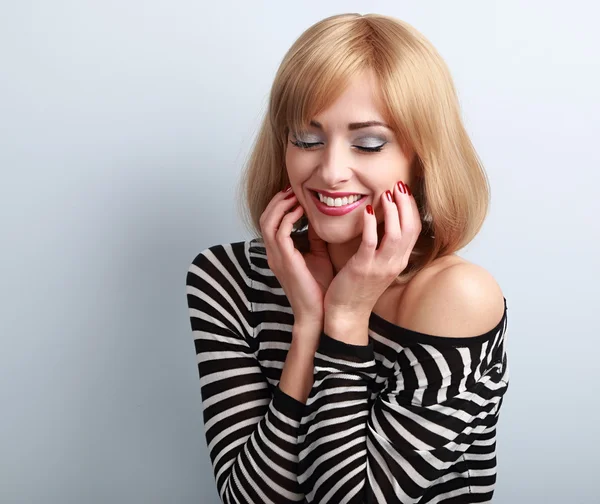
[309,190,366,216]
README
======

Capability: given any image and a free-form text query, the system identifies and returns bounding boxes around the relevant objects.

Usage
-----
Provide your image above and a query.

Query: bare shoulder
[396,257,506,338]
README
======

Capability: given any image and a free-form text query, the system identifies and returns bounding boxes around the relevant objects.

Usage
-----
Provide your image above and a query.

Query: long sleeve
[297,313,509,503]
[186,243,306,503]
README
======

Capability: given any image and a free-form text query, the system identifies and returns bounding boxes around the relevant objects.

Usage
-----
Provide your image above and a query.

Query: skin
[260,67,505,357]
[260,68,421,344]
[285,68,417,265]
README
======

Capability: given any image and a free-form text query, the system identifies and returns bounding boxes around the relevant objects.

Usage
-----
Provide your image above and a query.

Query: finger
[276,204,305,255]
[259,185,294,230]
[377,187,403,261]
[261,195,298,266]
[354,203,378,264]
[409,184,423,249]
[261,192,298,243]
[395,181,419,247]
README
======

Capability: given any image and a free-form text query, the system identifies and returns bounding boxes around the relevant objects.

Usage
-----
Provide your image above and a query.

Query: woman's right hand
[259,186,333,331]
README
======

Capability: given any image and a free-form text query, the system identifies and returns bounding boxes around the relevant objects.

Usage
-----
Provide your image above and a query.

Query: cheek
[369,166,410,199]
[285,151,312,184]
[284,148,299,178]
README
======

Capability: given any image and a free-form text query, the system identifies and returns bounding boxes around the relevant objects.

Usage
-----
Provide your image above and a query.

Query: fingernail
[282,184,292,192]
[284,191,296,200]
[397,181,406,194]
[405,184,412,196]
[385,190,393,202]
[366,204,374,215]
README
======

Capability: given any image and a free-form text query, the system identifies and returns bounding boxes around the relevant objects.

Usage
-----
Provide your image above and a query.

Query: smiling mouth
[312,191,366,208]
[308,190,367,216]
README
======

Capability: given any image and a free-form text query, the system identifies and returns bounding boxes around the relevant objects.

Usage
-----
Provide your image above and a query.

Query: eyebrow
[309,120,391,131]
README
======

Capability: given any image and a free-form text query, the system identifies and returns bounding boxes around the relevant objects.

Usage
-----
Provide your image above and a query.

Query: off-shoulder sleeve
[298,308,509,503]
[186,242,306,503]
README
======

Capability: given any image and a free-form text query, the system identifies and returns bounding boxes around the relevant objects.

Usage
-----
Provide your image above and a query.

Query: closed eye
[290,140,386,153]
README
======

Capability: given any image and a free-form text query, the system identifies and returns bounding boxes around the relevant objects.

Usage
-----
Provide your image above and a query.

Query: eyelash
[290,140,386,153]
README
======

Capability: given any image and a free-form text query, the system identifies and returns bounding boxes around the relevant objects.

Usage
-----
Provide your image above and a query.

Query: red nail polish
[282,184,291,192]
[397,181,406,194]
[366,204,374,215]
[284,192,296,199]
[405,184,412,196]
[385,190,393,202]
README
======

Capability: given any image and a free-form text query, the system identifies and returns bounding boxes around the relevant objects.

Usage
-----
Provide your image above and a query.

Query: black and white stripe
[186,239,509,503]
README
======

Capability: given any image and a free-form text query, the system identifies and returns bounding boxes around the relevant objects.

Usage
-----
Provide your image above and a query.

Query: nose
[317,139,353,188]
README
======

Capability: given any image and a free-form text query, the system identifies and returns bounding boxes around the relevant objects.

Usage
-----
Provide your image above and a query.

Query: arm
[186,243,307,503]
[297,334,376,503]
[279,326,321,404]
[298,282,509,503]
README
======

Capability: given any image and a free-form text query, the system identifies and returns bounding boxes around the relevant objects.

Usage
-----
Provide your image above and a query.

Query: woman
[186,12,509,504]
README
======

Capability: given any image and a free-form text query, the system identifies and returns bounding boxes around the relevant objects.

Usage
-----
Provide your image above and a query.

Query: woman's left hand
[323,180,422,342]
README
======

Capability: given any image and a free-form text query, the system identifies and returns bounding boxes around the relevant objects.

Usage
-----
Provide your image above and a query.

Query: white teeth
[317,192,363,207]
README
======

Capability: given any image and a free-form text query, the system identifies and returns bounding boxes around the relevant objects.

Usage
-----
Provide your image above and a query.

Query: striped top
[185,239,509,503]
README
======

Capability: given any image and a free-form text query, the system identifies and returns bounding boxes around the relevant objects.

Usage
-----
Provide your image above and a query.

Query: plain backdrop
[1,1,598,503]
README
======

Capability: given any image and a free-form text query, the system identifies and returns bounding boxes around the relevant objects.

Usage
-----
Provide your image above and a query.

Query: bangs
[274,57,407,154]
[266,13,432,160]
[269,17,377,140]
[282,60,365,137]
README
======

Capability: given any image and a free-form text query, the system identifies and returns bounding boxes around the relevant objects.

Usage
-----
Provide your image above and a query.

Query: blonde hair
[238,13,491,284]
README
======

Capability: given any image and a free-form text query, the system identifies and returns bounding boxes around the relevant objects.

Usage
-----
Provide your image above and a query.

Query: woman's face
[285,68,415,244]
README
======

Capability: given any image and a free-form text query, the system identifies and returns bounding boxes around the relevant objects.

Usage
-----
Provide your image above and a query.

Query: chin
[311,219,362,244]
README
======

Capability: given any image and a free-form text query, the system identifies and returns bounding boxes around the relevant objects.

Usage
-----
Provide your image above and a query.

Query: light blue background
[1,1,598,503]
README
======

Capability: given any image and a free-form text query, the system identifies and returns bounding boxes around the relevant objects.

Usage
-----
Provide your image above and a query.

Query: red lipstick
[309,191,366,216]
